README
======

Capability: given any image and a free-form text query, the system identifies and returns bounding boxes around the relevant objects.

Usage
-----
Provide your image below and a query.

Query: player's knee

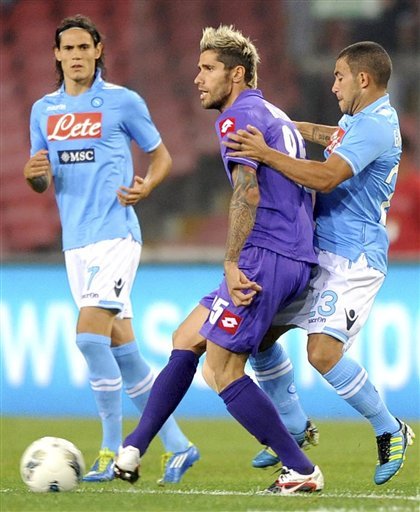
[307,335,342,374]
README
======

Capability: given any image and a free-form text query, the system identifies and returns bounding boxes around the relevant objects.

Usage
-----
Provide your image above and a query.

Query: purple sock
[124,349,199,455]
[220,375,314,474]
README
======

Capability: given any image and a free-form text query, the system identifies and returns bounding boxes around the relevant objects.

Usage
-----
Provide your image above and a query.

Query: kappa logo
[47,112,102,141]
[345,308,359,331]
[114,278,125,297]
[326,127,345,155]
[217,309,242,335]
[219,117,235,136]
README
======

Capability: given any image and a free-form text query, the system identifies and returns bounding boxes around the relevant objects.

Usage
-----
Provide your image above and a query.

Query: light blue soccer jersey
[315,94,401,274]
[29,71,162,250]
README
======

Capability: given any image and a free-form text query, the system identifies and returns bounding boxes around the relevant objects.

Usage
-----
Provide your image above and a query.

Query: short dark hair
[337,41,392,88]
[54,14,105,86]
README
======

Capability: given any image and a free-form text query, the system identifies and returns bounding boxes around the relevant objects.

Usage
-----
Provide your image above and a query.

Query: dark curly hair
[54,14,106,86]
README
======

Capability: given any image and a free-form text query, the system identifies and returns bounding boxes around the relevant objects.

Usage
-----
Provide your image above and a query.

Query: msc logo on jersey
[219,117,235,136]
[58,149,95,164]
[217,309,242,335]
[47,113,102,141]
[326,127,345,155]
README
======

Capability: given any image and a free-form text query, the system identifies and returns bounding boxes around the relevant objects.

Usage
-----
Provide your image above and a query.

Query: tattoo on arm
[312,126,334,146]
[225,165,259,263]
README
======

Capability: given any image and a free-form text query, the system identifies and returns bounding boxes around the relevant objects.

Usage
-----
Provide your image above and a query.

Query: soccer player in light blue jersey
[224,41,415,485]
[23,14,199,484]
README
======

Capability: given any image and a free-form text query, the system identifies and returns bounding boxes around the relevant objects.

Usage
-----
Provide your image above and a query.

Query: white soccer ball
[20,436,85,492]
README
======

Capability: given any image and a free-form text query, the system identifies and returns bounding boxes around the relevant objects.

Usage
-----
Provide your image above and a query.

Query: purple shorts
[199,245,311,356]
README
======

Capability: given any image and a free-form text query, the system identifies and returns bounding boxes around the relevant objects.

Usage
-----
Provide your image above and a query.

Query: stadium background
[1,0,419,421]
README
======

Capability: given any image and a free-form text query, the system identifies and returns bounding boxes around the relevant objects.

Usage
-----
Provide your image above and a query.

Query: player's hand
[23,150,51,180]
[23,150,51,192]
[224,261,262,307]
[223,125,269,163]
[117,176,152,206]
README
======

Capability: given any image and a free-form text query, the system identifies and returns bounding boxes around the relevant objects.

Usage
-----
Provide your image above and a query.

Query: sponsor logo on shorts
[219,117,235,136]
[114,278,125,297]
[82,292,99,299]
[308,317,326,324]
[345,308,358,330]
[58,149,95,164]
[217,309,242,334]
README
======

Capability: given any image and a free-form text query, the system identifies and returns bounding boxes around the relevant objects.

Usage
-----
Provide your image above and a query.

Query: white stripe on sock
[126,371,154,398]
[338,368,368,400]
[254,359,292,381]
[90,376,122,392]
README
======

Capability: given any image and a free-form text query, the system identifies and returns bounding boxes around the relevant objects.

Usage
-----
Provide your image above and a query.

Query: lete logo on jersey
[219,117,236,137]
[47,113,102,141]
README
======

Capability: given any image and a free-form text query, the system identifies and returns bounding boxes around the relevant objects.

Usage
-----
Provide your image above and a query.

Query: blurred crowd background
[1,0,419,263]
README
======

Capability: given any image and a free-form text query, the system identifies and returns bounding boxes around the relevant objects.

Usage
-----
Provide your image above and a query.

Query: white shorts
[273,250,385,351]
[65,236,141,319]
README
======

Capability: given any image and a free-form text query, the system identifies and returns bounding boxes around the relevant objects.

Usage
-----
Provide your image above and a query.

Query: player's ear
[358,71,370,89]
[232,65,245,84]
[54,47,61,62]
[95,42,103,60]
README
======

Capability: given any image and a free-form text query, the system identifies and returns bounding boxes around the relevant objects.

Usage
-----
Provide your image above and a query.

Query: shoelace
[278,467,295,481]
[98,450,114,472]
[376,432,392,464]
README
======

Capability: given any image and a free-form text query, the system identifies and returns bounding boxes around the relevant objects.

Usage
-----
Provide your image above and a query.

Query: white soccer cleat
[113,445,140,484]
[258,465,324,495]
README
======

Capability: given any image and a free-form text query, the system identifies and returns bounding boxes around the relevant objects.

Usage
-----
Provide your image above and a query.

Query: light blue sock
[250,342,308,437]
[112,341,189,453]
[323,356,399,435]
[76,333,122,453]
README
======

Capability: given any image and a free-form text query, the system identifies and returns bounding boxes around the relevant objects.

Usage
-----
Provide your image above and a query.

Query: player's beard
[203,82,232,112]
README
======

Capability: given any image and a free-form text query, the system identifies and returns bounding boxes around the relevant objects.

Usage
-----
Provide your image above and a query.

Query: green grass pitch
[1,417,419,511]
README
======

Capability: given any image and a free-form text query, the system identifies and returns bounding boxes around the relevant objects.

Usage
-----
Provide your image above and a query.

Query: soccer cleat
[113,445,140,484]
[252,420,319,468]
[258,465,324,495]
[83,448,115,482]
[374,420,415,485]
[252,447,280,469]
[158,444,200,485]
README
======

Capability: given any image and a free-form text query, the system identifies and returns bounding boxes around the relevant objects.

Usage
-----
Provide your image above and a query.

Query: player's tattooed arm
[224,164,262,306]
[294,122,337,147]
[224,164,259,263]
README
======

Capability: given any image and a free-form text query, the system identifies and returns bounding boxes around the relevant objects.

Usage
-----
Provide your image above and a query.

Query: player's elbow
[317,180,336,194]
[246,187,260,207]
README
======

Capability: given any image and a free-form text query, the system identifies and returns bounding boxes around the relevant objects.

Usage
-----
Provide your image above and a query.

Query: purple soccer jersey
[199,89,317,355]
[217,89,317,264]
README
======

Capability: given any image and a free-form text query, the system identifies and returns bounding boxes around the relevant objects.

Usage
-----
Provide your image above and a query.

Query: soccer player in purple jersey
[23,14,199,484]
[225,41,414,485]
[114,25,324,495]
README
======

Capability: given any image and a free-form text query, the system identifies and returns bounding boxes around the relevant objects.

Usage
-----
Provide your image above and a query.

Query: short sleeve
[333,115,394,175]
